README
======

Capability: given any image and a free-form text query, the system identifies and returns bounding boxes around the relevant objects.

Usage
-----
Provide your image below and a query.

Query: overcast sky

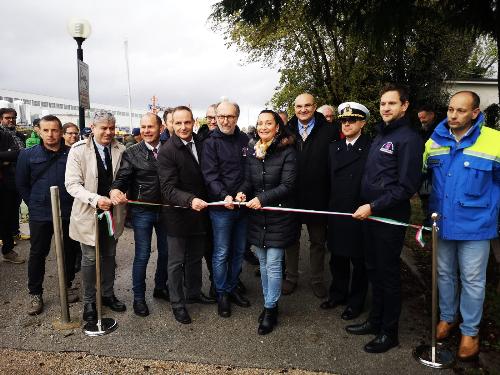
[0,0,280,124]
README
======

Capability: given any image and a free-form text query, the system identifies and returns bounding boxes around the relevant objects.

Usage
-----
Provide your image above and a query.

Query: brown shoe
[282,280,297,295]
[27,294,43,315]
[3,250,25,264]
[311,282,327,299]
[436,320,458,340]
[458,335,480,360]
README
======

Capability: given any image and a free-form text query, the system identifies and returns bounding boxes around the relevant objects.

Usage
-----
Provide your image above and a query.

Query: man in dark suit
[321,102,371,322]
[158,106,215,325]
[283,93,340,298]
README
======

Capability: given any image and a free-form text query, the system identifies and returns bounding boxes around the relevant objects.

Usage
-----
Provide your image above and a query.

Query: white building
[445,79,499,109]
[0,88,147,131]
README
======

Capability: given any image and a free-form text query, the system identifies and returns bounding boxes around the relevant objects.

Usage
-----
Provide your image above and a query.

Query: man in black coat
[347,84,423,354]
[110,113,169,317]
[321,102,371,322]
[283,93,340,298]
[158,106,215,325]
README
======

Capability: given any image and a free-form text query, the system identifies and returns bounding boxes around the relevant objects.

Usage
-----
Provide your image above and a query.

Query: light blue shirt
[297,117,316,137]
[94,140,111,169]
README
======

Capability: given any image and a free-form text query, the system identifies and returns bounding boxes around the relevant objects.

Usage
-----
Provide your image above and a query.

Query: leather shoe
[458,335,480,361]
[346,320,380,335]
[172,307,191,324]
[186,292,216,304]
[320,299,346,310]
[102,295,126,312]
[217,293,231,318]
[436,320,458,340]
[282,280,297,295]
[311,283,327,299]
[153,288,170,302]
[83,303,97,323]
[229,290,251,307]
[341,306,361,321]
[133,300,149,317]
[364,334,399,353]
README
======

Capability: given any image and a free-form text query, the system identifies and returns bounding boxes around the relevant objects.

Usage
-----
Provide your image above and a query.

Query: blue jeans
[209,209,247,295]
[254,247,283,308]
[437,238,490,336]
[131,207,168,301]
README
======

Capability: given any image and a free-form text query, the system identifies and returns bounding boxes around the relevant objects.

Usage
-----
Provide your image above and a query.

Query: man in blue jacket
[16,115,80,315]
[423,91,500,360]
[347,83,423,353]
[201,101,251,318]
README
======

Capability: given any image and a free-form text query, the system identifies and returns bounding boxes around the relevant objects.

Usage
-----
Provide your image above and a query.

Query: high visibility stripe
[463,149,500,163]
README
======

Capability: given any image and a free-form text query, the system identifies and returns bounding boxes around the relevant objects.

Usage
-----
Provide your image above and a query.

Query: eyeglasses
[206,116,216,121]
[340,118,360,124]
[216,115,237,121]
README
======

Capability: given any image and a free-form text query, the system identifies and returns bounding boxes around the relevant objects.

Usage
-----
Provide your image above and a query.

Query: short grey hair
[318,104,335,114]
[216,101,240,118]
[93,110,116,125]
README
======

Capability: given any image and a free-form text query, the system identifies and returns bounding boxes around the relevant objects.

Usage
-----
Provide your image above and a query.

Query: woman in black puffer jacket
[236,110,298,335]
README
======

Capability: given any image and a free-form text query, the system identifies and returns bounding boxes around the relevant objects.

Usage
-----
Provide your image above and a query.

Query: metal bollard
[50,186,79,330]
[413,212,454,368]
[83,210,117,336]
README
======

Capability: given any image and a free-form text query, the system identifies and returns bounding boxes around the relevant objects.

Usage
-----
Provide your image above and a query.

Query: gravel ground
[0,225,450,375]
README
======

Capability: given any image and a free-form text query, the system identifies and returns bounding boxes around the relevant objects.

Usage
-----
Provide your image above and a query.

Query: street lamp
[67,18,91,134]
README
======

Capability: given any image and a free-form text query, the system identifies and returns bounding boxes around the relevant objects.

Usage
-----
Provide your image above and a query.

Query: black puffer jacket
[238,134,299,249]
[111,141,162,208]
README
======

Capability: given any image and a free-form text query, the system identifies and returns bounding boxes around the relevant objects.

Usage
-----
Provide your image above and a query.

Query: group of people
[0,83,498,360]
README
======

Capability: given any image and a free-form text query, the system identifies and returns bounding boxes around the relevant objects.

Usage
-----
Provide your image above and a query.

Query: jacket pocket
[464,160,492,197]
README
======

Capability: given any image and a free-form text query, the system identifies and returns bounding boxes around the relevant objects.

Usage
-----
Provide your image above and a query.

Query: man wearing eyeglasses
[282,93,340,298]
[201,101,251,318]
[322,102,371,323]
[65,111,127,324]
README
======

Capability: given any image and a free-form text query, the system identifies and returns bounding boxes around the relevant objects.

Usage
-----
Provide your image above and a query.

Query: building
[0,88,146,131]
[445,79,499,109]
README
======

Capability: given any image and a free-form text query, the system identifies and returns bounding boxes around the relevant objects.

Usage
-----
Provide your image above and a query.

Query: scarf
[254,138,274,160]
[0,126,24,150]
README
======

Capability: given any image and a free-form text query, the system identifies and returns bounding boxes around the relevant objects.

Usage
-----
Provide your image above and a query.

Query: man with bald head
[283,93,340,298]
[423,91,500,360]
[110,113,169,317]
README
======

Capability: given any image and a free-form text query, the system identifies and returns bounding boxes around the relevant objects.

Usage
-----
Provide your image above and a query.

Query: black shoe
[102,295,126,312]
[83,303,97,323]
[258,305,278,323]
[364,334,399,353]
[229,290,251,307]
[153,288,170,302]
[258,307,278,335]
[345,320,379,335]
[172,307,191,324]
[133,300,149,317]
[186,292,216,304]
[236,279,247,294]
[209,284,216,299]
[217,293,231,318]
[244,249,259,265]
[320,299,346,310]
[341,306,361,321]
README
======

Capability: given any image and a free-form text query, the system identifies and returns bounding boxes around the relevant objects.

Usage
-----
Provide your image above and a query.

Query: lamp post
[67,18,91,134]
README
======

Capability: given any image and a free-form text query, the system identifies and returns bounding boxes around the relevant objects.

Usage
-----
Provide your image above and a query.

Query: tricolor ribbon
[98,210,115,236]
[126,199,431,247]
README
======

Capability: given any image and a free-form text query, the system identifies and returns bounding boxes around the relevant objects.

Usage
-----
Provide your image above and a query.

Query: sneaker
[14,233,30,241]
[27,294,44,315]
[67,288,79,303]
[3,250,25,264]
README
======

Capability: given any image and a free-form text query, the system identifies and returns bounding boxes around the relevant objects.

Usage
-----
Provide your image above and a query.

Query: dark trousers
[167,235,205,308]
[0,185,16,254]
[363,220,407,339]
[204,221,214,282]
[10,192,21,235]
[328,254,367,312]
[28,220,79,295]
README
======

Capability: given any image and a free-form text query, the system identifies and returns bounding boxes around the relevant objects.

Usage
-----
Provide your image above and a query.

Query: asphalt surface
[0,224,450,375]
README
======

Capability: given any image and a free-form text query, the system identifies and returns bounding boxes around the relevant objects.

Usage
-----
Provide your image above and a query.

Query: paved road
[0,225,447,375]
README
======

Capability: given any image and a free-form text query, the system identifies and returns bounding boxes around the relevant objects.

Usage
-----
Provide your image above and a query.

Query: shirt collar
[298,117,315,129]
[94,140,110,152]
[346,133,361,146]
[180,137,194,146]
[144,141,160,151]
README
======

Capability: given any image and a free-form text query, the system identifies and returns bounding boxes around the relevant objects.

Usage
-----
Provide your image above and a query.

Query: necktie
[103,146,112,171]
[347,143,353,152]
[188,141,198,163]
[152,147,158,159]
[301,125,308,141]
